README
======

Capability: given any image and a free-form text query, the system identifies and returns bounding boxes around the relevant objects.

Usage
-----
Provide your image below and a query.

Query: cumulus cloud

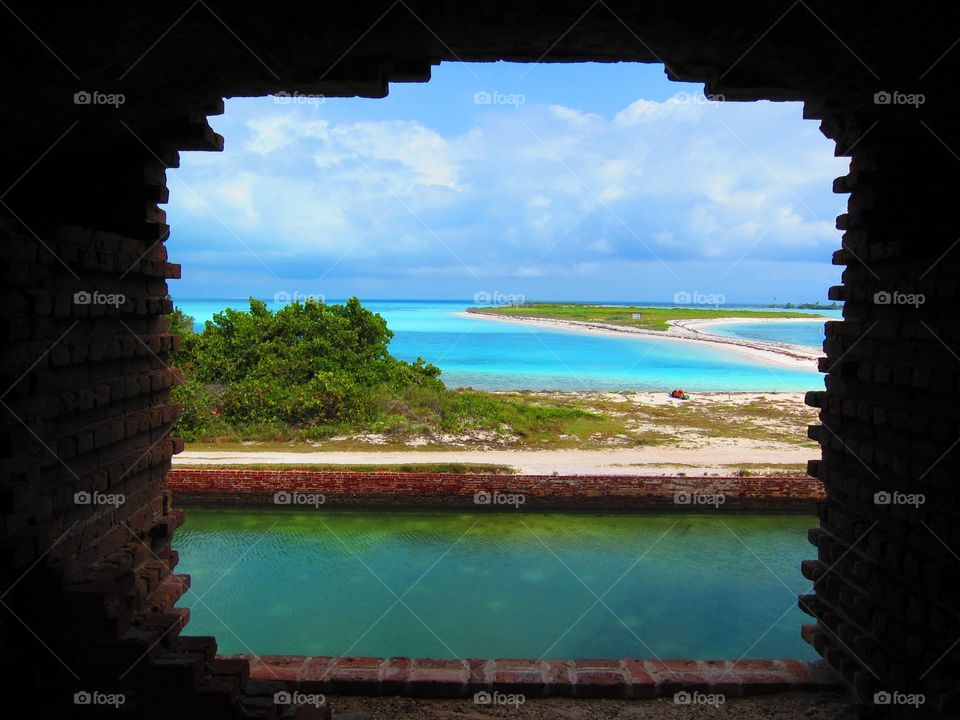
[167,86,847,299]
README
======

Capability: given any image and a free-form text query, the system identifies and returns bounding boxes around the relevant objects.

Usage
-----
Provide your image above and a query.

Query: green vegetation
[468,302,823,331]
[169,298,606,444]
[765,302,840,310]
[168,299,816,452]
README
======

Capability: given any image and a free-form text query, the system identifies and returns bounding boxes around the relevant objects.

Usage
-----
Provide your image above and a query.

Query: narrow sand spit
[458,311,823,368]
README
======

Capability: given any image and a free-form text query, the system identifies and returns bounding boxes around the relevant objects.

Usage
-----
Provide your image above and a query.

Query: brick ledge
[235,655,841,699]
[167,469,825,510]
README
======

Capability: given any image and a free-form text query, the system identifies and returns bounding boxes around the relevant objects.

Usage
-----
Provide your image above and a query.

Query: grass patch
[469,303,822,331]
[181,391,817,451]
[615,462,810,476]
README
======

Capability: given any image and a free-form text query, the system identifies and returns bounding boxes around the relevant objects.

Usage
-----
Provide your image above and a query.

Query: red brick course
[238,655,840,699]
[167,469,824,510]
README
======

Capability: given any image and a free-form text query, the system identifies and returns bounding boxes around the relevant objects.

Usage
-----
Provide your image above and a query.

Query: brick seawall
[167,469,825,510]
[230,654,841,699]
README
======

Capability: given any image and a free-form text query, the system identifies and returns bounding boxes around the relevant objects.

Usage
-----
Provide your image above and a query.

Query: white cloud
[246,115,299,155]
[169,89,847,290]
[317,120,460,190]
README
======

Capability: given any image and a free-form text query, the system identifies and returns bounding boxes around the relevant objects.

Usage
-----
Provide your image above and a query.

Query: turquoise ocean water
[172,298,838,392]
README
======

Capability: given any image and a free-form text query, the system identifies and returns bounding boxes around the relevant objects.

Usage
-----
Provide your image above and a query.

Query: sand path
[175,442,815,476]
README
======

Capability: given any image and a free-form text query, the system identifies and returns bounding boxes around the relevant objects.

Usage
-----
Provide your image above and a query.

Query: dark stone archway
[1,2,958,716]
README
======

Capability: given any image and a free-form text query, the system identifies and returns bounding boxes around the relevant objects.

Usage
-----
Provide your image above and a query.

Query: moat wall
[166,469,825,510]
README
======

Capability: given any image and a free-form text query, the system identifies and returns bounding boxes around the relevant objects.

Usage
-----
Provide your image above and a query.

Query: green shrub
[168,297,605,445]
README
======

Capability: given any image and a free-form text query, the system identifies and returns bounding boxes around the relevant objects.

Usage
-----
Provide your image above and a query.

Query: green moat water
[174,507,817,659]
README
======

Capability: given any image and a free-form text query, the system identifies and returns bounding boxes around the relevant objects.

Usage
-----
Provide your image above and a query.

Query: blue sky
[166,62,848,304]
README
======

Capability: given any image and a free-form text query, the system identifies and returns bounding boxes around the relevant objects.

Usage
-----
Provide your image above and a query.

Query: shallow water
[173,298,828,392]
[705,320,826,349]
[174,507,817,659]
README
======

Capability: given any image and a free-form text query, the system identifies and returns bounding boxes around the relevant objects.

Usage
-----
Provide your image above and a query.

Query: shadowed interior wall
[0,2,957,717]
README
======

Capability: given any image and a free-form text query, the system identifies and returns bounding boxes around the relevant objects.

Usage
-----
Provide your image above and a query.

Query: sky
[165,61,849,305]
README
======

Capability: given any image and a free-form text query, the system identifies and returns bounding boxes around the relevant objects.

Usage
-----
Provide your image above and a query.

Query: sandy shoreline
[175,445,814,476]
[459,311,822,368]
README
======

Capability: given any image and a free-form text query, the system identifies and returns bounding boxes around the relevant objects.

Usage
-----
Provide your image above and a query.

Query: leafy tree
[169,298,443,437]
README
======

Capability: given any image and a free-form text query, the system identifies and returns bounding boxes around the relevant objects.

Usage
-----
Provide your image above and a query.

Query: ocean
[172,299,837,392]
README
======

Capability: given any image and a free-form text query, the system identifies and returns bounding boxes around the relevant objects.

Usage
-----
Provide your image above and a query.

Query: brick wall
[0,176,236,714]
[166,469,825,510]
[801,137,960,712]
[238,654,841,700]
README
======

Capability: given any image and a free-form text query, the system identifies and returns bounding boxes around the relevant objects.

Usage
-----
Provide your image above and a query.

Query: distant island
[765,302,840,310]
[463,302,824,366]
[465,302,824,332]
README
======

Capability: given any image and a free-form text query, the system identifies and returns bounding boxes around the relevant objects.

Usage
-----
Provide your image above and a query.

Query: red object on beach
[670,389,686,398]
